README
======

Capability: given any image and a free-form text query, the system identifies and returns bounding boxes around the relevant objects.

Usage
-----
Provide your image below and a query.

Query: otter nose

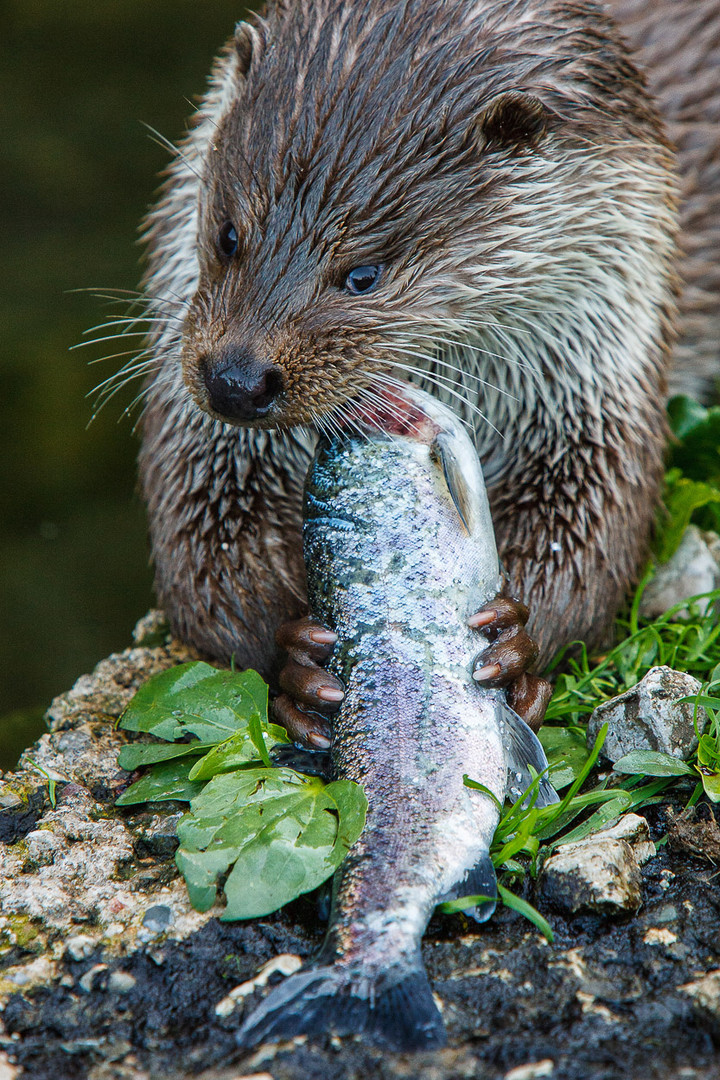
[202,350,284,421]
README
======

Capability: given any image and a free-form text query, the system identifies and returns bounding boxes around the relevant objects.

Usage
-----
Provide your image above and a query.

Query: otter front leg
[139,389,313,677]
[274,594,552,747]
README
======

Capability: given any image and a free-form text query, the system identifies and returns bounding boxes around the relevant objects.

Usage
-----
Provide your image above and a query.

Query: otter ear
[476,92,554,152]
[234,20,264,78]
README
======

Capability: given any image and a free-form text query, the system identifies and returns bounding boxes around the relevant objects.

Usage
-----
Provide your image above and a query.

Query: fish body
[238,387,557,1051]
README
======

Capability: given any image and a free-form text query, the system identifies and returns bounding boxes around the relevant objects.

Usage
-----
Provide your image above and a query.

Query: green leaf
[537,726,591,790]
[656,471,720,562]
[668,396,720,485]
[188,723,290,781]
[697,734,720,769]
[118,663,270,745]
[117,741,214,770]
[699,770,720,803]
[497,884,553,943]
[116,758,206,805]
[612,750,695,777]
[175,768,367,920]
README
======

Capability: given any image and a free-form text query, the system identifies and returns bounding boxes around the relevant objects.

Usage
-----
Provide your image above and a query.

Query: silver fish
[238,385,557,1051]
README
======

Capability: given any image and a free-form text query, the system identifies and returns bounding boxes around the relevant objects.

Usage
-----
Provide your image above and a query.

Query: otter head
[175,2,677,443]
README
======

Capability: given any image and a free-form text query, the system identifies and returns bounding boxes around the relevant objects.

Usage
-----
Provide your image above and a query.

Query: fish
[238,384,558,1052]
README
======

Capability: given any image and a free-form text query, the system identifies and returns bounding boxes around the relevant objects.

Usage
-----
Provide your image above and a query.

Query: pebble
[680,970,720,1037]
[78,963,107,993]
[505,1062,555,1080]
[65,934,96,961]
[538,838,642,915]
[108,970,137,994]
[0,792,23,811]
[587,666,707,763]
[140,904,174,935]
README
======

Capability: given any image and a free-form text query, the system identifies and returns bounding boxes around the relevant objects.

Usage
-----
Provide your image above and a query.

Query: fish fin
[502,704,560,808]
[438,851,498,923]
[432,432,475,534]
[236,960,446,1052]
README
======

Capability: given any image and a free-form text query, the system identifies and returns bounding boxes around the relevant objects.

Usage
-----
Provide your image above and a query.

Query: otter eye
[345,265,382,295]
[217,220,239,259]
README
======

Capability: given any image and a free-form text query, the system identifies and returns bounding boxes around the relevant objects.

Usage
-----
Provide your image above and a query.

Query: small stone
[587,666,707,763]
[0,792,23,810]
[505,1062,555,1080]
[108,970,137,994]
[640,526,720,619]
[643,927,678,946]
[141,904,174,934]
[592,813,656,864]
[78,963,108,993]
[680,970,720,1037]
[132,609,170,646]
[24,829,61,867]
[65,934,97,961]
[538,838,642,915]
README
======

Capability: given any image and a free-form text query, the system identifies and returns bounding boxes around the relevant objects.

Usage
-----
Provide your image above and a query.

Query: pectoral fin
[502,703,560,808]
[432,432,475,534]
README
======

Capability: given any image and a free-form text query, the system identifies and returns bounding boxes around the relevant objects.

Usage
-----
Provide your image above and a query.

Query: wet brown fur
[138,0,719,674]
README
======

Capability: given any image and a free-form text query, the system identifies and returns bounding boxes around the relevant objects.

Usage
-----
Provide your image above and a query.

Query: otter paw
[274,617,344,749]
[469,594,551,732]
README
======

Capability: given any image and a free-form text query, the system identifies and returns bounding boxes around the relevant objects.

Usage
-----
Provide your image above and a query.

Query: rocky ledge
[0,617,719,1080]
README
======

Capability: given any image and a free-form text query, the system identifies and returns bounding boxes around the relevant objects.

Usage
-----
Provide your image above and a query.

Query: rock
[639,526,720,619]
[140,904,174,938]
[680,970,720,1037]
[505,1063,555,1080]
[591,813,656,865]
[108,971,136,994]
[65,934,96,961]
[2,619,720,1080]
[587,666,707,762]
[538,837,642,915]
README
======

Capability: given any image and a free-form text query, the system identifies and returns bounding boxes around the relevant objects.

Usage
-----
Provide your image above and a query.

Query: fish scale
[238,385,557,1051]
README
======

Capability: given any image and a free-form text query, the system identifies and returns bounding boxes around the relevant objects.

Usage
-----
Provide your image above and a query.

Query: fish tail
[236,959,446,1051]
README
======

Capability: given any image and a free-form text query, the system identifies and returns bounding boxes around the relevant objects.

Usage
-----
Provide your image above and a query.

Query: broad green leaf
[176,768,367,920]
[188,723,289,781]
[656,471,720,562]
[612,750,695,777]
[118,741,214,770]
[538,726,590,790]
[699,770,720,803]
[116,758,205,805]
[118,663,269,745]
[668,396,720,485]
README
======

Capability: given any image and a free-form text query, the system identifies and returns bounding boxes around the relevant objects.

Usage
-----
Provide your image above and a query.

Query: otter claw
[275,616,342,749]
[470,592,550,729]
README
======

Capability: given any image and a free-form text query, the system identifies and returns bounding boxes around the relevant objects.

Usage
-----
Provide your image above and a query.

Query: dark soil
[2,808,719,1080]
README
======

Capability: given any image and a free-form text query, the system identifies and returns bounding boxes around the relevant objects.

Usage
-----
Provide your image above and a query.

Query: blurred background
[1,0,246,768]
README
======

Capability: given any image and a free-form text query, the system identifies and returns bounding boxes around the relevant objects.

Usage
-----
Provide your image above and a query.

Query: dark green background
[1,0,246,767]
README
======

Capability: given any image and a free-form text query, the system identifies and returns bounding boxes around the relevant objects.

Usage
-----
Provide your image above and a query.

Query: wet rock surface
[1,630,719,1080]
[587,665,707,762]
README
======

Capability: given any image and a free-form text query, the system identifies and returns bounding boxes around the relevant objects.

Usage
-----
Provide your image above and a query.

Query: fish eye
[345,265,382,295]
[217,220,239,259]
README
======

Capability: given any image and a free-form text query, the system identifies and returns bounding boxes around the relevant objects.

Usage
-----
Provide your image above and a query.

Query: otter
[137,0,719,741]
